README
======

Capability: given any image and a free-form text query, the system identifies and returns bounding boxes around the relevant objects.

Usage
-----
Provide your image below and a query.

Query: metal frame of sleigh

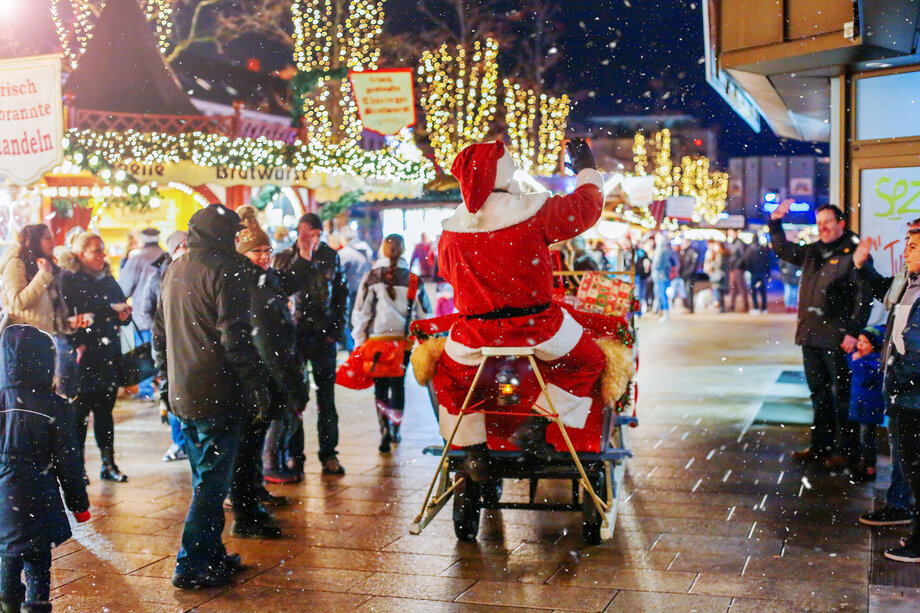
[407,270,639,546]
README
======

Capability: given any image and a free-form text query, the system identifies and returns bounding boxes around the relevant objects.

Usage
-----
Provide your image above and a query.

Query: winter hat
[451,140,509,214]
[859,325,884,352]
[165,230,188,258]
[139,227,161,245]
[235,205,271,254]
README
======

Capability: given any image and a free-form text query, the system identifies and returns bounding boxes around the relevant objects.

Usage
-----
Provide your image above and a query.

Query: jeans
[176,413,242,575]
[343,291,358,352]
[681,276,696,312]
[893,409,920,525]
[887,409,915,510]
[284,338,339,467]
[168,412,185,448]
[652,277,670,313]
[801,345,859,462]
[636,277,649,311]
[374,376,406,413]
[72,387,118,464]
[0,549,51,605]
[860,423,878,466]
[750,274,768,311]
[230,413,268,518]
[134,328,154,398]
[783,283,799,309]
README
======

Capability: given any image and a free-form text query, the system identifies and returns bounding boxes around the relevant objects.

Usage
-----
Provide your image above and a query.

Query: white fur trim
[439,405,487,446]
[533,309,583,361]
[441,191,550,234]
[576,168,604,191]
[532,384,592,429]
[444,335,485,366]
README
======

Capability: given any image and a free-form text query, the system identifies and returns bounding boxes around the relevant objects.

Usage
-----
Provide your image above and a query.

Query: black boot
[510,416,555,463]
[20,603,52,613]
[100,455,128,482]
[377,401,392,453]
[463,443,491,482]
[231,503,282,539]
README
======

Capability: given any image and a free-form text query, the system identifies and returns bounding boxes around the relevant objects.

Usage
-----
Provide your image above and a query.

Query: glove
[74,510,91,523]
[565,138,597,174]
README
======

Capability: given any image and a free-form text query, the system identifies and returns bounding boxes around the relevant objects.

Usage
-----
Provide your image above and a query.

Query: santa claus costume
[432,140,607,450]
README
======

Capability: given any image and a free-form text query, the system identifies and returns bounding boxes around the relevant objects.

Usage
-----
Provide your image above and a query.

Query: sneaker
[172,566,231,589]
[231,518,282,539]
[321,457,345,475]
[259,490,289,507]
[162,444,187,462]
[884,533,920,563]
[263,468,298,484]
[859,506,913,526]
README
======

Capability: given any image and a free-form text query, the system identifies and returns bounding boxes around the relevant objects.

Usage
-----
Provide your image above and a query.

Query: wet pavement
[49,311,920,611]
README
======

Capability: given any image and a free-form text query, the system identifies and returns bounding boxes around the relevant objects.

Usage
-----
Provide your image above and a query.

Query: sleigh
[408,271,638,546]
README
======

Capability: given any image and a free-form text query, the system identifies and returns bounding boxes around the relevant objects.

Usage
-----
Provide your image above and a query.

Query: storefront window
[856,71,920,140]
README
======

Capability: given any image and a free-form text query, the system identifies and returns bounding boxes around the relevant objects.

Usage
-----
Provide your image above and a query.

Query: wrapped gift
[576,272,633,317]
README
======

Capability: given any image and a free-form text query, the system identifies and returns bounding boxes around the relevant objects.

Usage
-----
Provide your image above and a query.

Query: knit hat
[451,140,511,215]
[139,227,161,245]
[859,325,884,352]
[165,230,188,258]
[235,205,271,254]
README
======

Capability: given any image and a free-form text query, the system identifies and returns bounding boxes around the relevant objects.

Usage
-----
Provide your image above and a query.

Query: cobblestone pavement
[47,312,919,611]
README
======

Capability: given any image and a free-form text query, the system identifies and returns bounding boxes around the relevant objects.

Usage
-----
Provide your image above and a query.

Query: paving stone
[605,590,731,613]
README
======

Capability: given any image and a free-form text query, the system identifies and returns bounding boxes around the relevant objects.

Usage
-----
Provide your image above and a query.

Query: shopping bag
[336,351,374,389]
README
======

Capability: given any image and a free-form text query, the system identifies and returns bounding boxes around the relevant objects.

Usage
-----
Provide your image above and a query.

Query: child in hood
[848,325,886,482]
[0,325,90,613]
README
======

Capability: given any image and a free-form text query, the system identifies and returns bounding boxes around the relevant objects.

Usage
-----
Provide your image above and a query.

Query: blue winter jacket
[847,352,885,425]
[885,299,920,413]
[0,325,88,554]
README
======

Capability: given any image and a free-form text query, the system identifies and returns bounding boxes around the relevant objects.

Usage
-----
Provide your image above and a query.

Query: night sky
[9,0,824,161]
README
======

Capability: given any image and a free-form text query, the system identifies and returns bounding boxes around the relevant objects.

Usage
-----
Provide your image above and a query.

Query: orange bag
[356,338,409,378]
[335,352,374,389]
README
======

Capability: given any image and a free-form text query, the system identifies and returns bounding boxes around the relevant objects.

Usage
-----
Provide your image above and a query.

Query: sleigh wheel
[452,473,481,541]
[481,478,503,508]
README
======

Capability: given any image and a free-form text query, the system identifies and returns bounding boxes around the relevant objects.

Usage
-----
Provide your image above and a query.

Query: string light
[292,1,385,146]
[417,38,500,170]
[632,132,647,176]
[503,80,569,176]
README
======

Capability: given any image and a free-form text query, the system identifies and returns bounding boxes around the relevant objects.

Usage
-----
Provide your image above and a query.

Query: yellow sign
[349,69,416,136]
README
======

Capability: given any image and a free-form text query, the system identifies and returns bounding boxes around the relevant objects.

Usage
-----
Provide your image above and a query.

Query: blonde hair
[72,231,103,254]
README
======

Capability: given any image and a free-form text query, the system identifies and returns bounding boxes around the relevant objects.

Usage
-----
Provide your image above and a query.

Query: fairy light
[503,79,569,176]
[168,181,211,207]
[292,0,385,146]
[633,132,647,176]
[417,38,500,170]
[653,129,673,199]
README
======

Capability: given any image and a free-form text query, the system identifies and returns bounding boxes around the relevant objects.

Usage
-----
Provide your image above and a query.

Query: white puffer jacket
[351,257,430,347]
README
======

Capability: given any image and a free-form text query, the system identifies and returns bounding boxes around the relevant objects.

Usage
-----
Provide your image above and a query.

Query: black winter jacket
[58,258,129,394]
[769,219,871,348]
[153,205,268,420]
[135,252,170,331]
[242,260,310,418]
[0,325,88,554]
[272,243,347,343]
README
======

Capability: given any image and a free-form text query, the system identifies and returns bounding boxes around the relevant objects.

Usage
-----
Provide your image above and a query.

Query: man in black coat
[153,204,270,589]
[769,200,872,471]
[272,213,348,476]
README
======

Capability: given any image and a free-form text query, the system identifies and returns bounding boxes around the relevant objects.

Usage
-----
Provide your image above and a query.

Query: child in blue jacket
[848,325,886,482]
[0,325,90,613]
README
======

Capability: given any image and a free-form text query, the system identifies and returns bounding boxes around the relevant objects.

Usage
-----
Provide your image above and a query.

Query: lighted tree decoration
[417,38,500,170]
[502,79,569,176]
[51,0,174,69]
[290,0,385,146]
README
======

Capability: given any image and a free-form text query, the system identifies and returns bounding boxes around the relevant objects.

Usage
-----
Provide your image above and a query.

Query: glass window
[856,71,920,140]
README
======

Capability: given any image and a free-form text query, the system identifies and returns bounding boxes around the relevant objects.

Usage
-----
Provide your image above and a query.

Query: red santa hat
[451,140,507,214]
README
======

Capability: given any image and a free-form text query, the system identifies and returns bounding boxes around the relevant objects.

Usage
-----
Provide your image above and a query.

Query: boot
[462,443,491,483]
[20,603,52,613]
[231,507,282,539]
[509,416,555,463]
[377,401,392,453]
[100,455,128,482]
[390,420,401,445]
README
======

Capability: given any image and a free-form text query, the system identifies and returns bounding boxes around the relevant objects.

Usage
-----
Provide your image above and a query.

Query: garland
[319,190,363,221]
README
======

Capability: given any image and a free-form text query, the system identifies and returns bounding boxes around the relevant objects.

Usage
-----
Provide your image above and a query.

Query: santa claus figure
[432,138,606,479]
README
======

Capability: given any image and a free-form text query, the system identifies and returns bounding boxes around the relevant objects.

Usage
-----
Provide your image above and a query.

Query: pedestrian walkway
[49,312,919,611]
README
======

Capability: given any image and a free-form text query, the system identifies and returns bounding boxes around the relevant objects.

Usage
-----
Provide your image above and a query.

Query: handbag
[117,318,157,387]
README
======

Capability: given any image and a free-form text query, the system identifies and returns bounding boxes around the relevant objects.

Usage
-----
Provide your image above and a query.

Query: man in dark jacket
[725,230,749,312]
[272,213,348,476]
[769,200,871,470]
[677,240,700,313]
[153,204,270,590]
[878,227,920,563]
[744,238,773,314]
[0,326,90,613]
[853,220,920,528]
